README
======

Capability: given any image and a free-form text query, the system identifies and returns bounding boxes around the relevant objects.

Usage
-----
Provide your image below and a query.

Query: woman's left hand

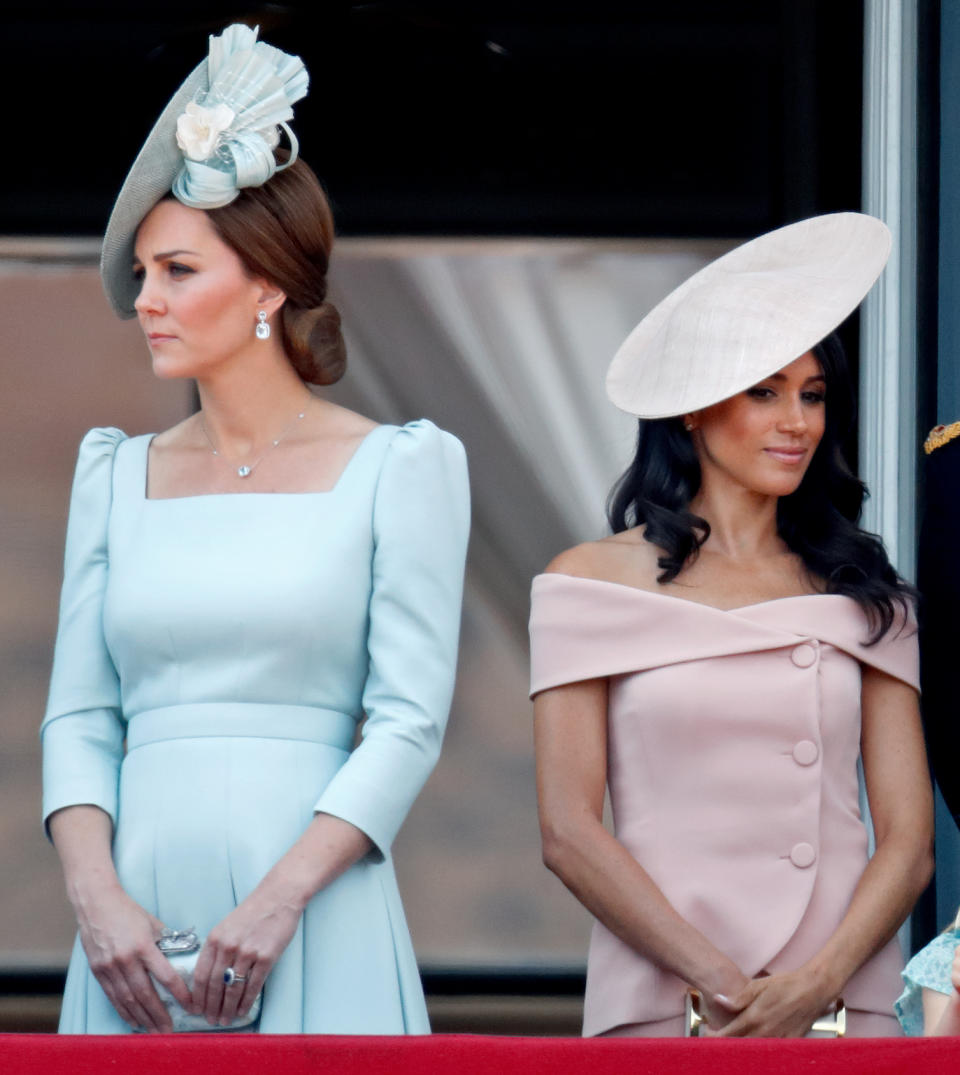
[188,813,373,1026]
[713,969,836,1037]
[190,883,302,1026]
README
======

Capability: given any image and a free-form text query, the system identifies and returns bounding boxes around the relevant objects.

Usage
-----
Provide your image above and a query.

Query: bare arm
[718,667,934,1036]
[924,988,960,1035]
[535,678,749,1023]
[49,804,193,1032]
[191,813,372,1025]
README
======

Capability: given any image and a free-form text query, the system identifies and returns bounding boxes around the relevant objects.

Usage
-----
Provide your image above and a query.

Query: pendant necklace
[200,398,311,479]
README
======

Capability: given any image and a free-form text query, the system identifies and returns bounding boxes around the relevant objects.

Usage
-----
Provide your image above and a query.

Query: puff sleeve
[41,428,126,834]
[312,420,470,858]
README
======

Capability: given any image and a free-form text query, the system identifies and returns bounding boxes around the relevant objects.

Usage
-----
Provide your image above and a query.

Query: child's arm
[927,946,960,1035]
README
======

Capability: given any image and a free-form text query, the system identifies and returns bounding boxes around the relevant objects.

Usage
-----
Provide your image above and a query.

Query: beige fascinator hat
[606,212,892,419]
[101,24,308,319]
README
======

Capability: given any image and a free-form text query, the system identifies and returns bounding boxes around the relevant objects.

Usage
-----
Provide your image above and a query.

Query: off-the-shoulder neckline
[140,424,387,502]
[534,571,853,614]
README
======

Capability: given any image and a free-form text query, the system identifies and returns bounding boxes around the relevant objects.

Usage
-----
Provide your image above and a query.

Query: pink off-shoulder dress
[529,573,919,1037]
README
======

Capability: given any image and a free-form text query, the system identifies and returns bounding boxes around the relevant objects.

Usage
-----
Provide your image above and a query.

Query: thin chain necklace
[200,397,311,479]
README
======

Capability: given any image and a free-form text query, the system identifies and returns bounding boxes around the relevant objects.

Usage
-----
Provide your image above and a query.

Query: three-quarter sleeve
[41,427,127,834]
[313,420,470,858]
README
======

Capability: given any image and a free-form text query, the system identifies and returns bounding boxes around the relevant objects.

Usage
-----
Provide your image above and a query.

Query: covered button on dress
[42,420,470,1033]
[529,573,919,1037]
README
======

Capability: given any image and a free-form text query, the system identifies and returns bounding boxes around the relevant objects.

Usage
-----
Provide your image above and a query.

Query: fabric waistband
[125,703,357,753]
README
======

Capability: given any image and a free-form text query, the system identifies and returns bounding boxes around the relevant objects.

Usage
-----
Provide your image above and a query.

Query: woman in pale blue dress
[42,24,469,1034]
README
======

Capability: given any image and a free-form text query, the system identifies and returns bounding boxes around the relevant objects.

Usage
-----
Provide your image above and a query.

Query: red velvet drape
[3,1034,959,1074]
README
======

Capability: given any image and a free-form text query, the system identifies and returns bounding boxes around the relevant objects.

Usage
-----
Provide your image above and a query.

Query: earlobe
[254,284,285,342]
[683,414,698,433]
[256,283,287,318]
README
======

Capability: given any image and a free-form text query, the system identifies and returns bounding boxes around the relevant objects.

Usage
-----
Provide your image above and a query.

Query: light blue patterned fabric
[894,927,960,1035]
[42,420,469,1033]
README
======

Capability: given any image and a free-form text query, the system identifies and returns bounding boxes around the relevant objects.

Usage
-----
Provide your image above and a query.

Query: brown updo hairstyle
[204,155,346,385]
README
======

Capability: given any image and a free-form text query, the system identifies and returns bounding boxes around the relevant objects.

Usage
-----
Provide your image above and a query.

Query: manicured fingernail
[715,994,732,1005]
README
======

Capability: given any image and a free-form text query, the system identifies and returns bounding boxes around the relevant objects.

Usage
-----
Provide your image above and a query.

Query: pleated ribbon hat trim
[100,24,309,319]
[605,212,892,419]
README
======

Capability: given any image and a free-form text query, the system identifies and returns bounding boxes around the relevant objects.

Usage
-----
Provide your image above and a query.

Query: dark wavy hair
[606,332,913,642]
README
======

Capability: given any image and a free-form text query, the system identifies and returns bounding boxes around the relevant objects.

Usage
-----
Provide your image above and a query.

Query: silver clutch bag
[149,927,262,1032]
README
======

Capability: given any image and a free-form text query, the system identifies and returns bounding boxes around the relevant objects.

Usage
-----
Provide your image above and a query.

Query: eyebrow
[131,249,200,266]
[766,371,827,385]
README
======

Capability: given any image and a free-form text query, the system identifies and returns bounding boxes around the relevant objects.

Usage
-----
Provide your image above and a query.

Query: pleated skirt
[58,720,429,1034]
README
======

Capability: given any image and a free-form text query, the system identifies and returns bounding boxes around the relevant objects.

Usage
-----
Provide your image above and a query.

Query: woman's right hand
[49,805,194,1032]
[698,987,747,1034]
[74,882,194,1032]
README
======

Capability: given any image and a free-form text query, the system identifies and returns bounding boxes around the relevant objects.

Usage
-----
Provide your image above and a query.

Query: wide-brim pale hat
[101,24,308,319]
[606,212,892,419]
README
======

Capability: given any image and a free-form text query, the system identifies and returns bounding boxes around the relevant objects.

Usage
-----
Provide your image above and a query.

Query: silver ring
[223,967,247,987]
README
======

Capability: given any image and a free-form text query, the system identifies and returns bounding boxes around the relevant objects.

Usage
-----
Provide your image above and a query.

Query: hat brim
[605,212,892,419]
[100,61,209,319]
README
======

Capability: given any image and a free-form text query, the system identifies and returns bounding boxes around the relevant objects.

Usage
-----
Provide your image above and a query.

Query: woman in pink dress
[531,214,933,1038]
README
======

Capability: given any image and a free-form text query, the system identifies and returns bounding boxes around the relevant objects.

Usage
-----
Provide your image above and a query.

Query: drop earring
[255,309,271,340]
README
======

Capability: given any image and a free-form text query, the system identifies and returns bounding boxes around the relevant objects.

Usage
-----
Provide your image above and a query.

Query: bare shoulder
[149,413,200,454]
[543,542,606,579]
[311,399,378,442]
[543,527,664,590]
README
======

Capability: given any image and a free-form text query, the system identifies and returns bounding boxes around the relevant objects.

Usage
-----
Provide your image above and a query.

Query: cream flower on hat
[100,23,310,319]
[171,23,309,210]
[176,102,236,161]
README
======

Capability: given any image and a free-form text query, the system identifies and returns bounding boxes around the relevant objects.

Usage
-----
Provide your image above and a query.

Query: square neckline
[141,424,387,502]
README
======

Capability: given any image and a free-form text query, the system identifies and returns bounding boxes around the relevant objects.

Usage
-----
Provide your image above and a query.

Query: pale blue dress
[42,420,470,1034]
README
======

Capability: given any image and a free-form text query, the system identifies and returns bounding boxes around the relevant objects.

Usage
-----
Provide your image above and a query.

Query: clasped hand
[707,968,835,1038]
[76,884,191,1033]
[81,883,301,1030]
[188,886,302,1026]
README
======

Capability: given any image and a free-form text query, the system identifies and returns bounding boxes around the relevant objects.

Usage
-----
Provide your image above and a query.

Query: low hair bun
[282,301,347,386]
[205,158,348,386]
